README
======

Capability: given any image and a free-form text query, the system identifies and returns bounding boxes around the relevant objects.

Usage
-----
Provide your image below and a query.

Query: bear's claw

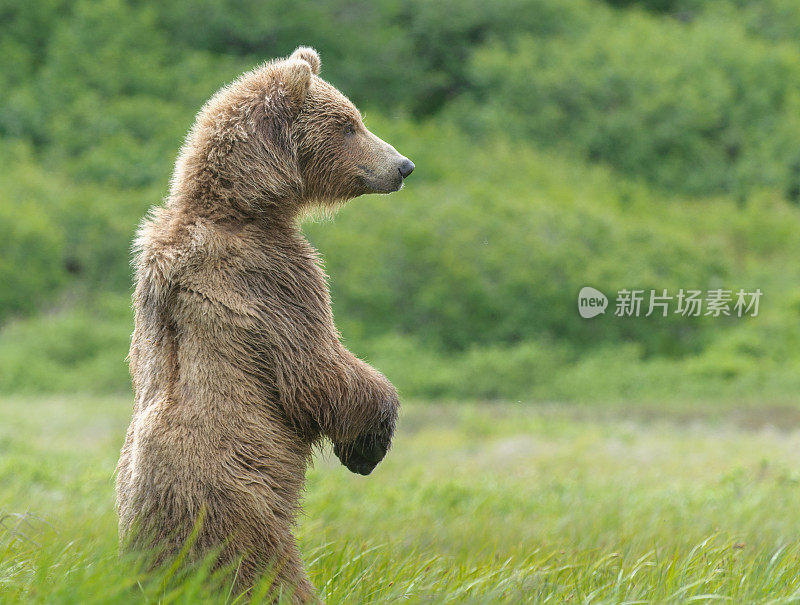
[334,433,390,476]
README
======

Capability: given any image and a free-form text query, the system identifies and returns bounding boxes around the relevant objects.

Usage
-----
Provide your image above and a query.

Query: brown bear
[115,46,413,601]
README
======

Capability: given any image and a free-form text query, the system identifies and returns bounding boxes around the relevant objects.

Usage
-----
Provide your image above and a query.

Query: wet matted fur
[115,46,414,601]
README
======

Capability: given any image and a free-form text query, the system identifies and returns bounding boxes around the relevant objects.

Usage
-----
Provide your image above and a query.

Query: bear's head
[289,47,414,202]
[173,46,414,217]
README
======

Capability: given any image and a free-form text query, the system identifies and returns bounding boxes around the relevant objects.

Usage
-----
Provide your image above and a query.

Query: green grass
[3,396,800,602]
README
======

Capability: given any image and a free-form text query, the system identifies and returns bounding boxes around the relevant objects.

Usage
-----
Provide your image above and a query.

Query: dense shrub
[457,11,800,198]
[0,294,131,393]
[308,117,773,356]
[2,0,800,399]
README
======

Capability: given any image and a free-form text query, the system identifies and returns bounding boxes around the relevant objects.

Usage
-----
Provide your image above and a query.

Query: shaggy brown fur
[115,46,414,601]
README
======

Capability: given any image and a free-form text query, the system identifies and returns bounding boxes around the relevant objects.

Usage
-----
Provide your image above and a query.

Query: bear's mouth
[358,165,404,194]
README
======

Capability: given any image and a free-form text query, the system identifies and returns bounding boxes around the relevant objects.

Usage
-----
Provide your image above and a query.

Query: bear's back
[122,209,321,533]
[129,208,336,428]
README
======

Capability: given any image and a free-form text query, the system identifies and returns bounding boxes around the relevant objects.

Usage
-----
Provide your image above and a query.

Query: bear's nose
[398,158,415,178]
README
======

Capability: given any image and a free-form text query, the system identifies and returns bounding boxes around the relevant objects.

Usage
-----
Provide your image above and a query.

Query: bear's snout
[357,131,416,194]
[398,157,415,179]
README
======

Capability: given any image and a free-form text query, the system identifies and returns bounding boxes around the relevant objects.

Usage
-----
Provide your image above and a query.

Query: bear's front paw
[333,432,391,476]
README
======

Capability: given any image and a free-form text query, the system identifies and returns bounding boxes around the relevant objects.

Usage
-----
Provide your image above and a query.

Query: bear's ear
[290,46,321,75]
[280,58,313,107]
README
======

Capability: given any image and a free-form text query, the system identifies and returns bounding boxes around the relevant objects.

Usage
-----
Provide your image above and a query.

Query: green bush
[2,0,800,401]
[0,293,131,393]
[308,117,775,356]
[458,10,800,198]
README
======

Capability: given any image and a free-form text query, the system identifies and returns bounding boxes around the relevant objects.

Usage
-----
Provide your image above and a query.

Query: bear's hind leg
[232,535,316,603]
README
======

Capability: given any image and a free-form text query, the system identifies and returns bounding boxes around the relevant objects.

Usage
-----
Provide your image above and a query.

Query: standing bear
[115,46,413,601]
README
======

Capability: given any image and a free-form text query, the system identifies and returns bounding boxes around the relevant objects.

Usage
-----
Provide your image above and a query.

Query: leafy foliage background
[2,0,800,401]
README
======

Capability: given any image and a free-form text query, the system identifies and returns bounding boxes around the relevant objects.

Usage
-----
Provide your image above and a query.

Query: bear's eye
[343,123,356,136]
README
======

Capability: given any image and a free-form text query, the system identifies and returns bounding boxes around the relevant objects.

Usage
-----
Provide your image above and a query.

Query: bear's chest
[171,225,335,338]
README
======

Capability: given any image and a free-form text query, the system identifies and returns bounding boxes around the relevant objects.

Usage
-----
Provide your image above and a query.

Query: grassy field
[3,397,800,602]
